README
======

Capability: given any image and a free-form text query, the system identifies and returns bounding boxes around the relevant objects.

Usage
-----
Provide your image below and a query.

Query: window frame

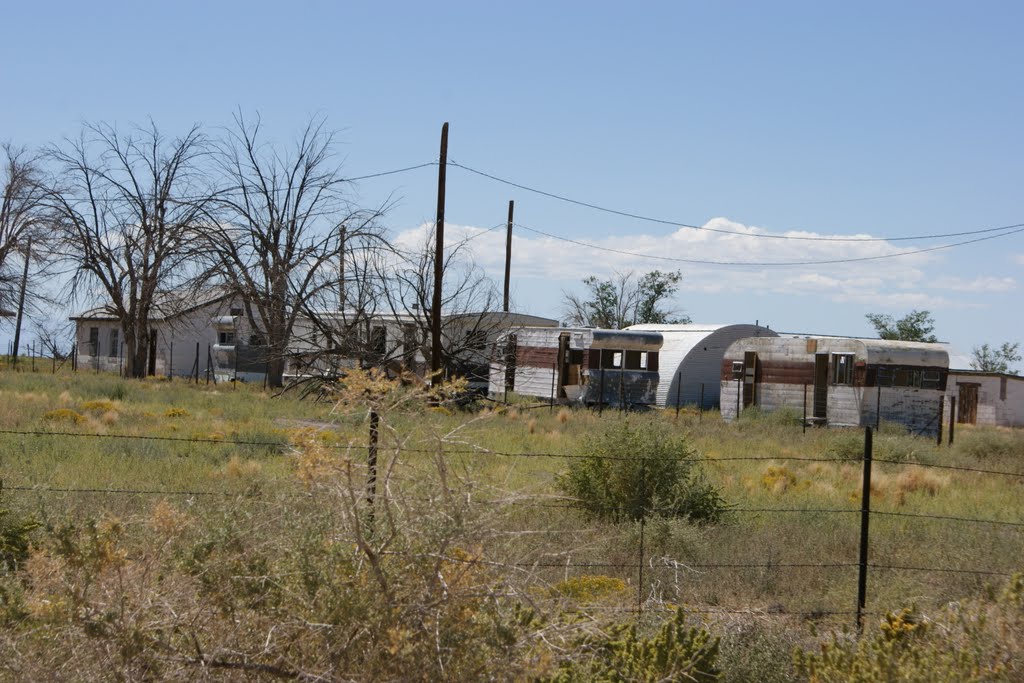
[831,353,855,386]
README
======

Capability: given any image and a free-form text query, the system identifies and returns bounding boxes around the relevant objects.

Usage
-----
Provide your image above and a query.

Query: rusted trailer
[721,336,949,435]
[489,327,663,407]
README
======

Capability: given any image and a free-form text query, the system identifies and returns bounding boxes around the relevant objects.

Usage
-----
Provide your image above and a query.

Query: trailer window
[831,354,854,385]
[599,350,622,369]
[624,350,642,369]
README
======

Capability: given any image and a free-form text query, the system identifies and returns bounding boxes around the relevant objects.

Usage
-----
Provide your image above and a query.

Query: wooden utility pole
[430,122,448,384]
[11,237,32,369]
[503,200,514,312]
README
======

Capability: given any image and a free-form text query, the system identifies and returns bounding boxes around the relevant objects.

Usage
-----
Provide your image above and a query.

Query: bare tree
[200,113,386,388]
[46,122,212,377]
[0,144,49,316]
[377,225,505,386]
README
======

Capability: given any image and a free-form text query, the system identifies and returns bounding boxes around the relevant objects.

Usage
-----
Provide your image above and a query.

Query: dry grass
[1,371,1022,681]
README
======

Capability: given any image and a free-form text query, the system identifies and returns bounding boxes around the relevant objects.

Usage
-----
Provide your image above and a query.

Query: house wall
[73,297,257,378]
[946,373,1024,427]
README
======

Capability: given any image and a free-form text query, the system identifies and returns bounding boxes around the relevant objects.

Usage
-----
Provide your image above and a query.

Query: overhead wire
[513,221,1024,268]
[449,159,1024,243]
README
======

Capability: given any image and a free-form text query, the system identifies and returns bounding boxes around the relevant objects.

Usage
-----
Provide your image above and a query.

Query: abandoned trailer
[488,327,663,407]
[624,323,776,409]
[721,336,950,435]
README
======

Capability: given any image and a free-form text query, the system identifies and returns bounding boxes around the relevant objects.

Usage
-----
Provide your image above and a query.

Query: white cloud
[931,276,1016,293]
[390,217,1005,312]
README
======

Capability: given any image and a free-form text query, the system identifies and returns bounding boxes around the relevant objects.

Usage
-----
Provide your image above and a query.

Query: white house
[945,370,1024,427]
[71,293,556,386]
[70,290,259,379]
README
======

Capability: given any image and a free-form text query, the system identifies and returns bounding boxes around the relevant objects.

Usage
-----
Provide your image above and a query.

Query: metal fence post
[875,384,882,430]
[699,383,704,421]
[936,395,944,446]
[550,360,557,412]
[638,457,646,615]
[857,426,873,633]
[675,371,682,419]
[802,384,808,434]
[598,369,605,415]
[735,377,741,420]
[948,396,956,446]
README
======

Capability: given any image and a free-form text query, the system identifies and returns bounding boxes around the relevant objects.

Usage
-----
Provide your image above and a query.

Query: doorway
[742,351,758,407]
[147,330,158,376]
[957,383,979,424]
[813,353,829,421]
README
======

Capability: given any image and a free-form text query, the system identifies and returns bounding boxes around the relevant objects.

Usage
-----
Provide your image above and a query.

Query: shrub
[41,408,85,424]
[553,575,627,603]
[541,608,721,682]
[794,576,1024,683]
[559,421,727,523]
[164,407,190,418]
[80,399,115,412]
[0,492,39,573]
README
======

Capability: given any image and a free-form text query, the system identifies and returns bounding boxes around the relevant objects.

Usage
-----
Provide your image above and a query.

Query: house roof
[70,288,234,322]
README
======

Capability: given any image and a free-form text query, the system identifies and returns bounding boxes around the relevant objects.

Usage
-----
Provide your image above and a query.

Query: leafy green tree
[970,342,1021,374]
[562,269,689,329]
[865,310,938,342]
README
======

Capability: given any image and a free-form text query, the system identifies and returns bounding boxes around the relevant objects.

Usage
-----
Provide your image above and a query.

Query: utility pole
[503,200,514,312]
[430,122,448,385]
[11,237,32,369]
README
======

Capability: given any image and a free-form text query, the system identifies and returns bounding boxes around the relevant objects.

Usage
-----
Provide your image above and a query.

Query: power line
[45,161,438,204]
[450,159,1024,243]
[514,221,1024,267]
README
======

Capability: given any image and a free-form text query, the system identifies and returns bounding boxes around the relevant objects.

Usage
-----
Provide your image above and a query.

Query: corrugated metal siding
[720,336,947,435]
[626,324,776,408]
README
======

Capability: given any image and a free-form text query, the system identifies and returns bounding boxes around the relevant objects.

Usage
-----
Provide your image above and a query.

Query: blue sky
[2,1,1022,360]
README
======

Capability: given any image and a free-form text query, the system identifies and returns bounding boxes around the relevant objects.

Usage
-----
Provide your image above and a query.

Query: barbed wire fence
[1,423,1021,630]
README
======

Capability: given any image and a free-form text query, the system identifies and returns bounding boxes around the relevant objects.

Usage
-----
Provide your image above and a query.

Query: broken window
[88,327,99,356]
[219,331,235,345]
[403,324,418,361]
[108,329,119,358]
[831,354,854,385]
[624,350,643,370]
[370,326,387,357]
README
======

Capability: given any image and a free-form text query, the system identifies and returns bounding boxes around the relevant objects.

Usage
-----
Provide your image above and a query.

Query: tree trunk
[267,355,286,389]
